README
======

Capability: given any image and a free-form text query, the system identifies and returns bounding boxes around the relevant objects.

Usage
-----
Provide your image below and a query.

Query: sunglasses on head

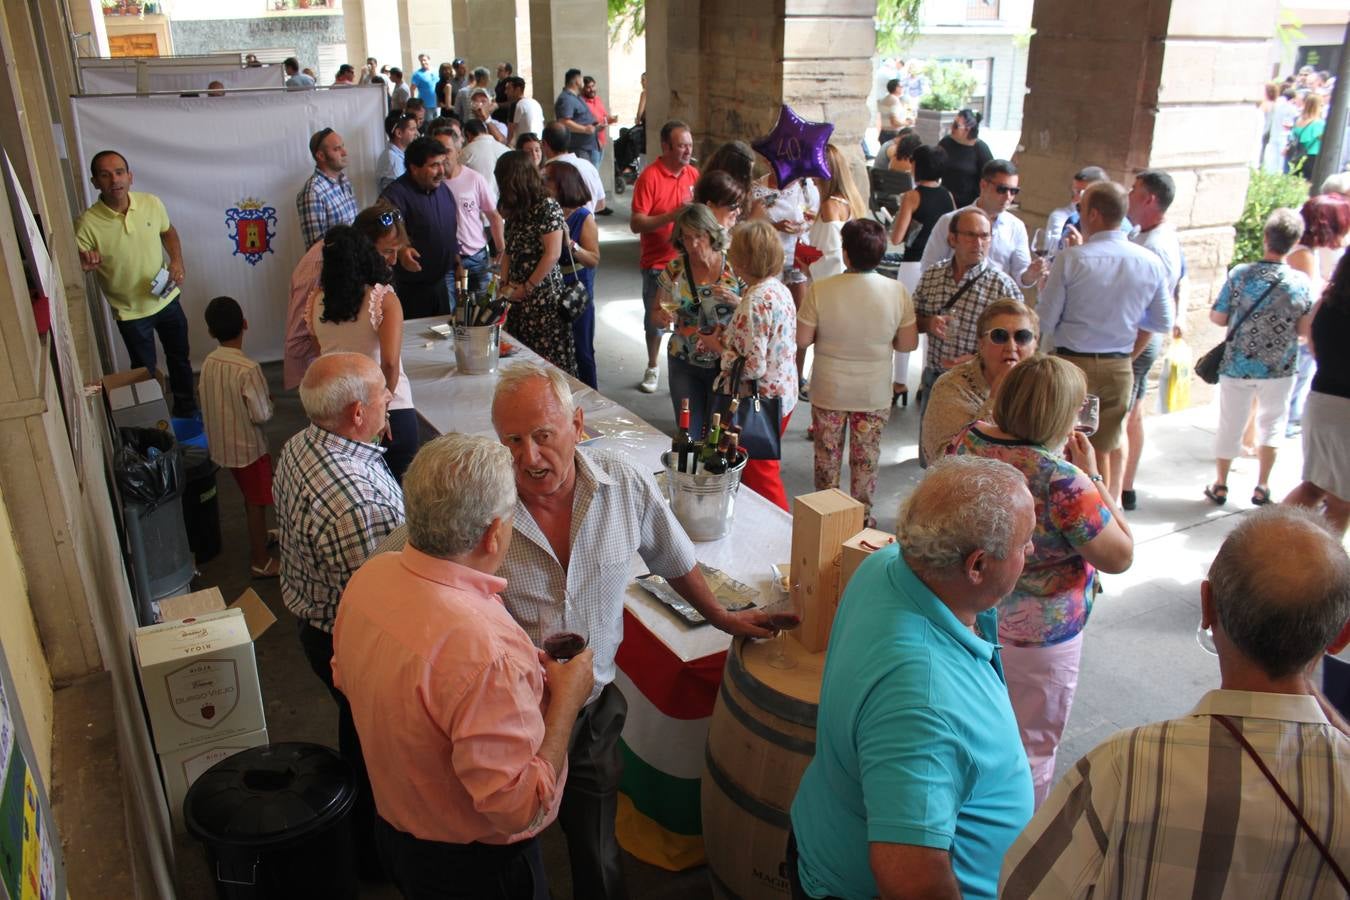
[378,209,403,228]
[984,327,1036,346]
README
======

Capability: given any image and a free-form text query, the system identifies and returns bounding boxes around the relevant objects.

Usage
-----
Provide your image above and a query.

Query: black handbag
[557,234,591,322]
[712,355,783,460]
[1196,276,1280,385]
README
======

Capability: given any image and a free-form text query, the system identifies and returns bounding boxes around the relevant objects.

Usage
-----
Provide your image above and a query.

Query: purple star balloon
[751,105,835,186]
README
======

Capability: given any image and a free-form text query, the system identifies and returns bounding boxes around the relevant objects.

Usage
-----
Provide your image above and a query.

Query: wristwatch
[1088,474,1104,484]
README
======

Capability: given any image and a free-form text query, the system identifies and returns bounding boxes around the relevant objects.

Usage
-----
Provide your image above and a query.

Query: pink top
[308,284,413,410]
[332,547,564,844]
[285,241,324,389]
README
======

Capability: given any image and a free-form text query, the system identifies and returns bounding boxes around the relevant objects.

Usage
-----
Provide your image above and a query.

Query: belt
[1057,348,1130,359]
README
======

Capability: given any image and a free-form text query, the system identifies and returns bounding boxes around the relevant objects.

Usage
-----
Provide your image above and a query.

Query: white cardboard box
[159,727,270,833]
[135,588,275,754]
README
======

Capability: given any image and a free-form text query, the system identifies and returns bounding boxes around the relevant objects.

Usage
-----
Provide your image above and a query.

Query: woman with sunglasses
[921,298,1037,462]
[938,108,993,209]
[955,355,1133,807]
[797,219,918,526]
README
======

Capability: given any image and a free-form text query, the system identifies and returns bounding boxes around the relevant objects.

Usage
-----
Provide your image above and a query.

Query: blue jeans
[668,355,721,441]
[116,297,197,416]
[1288,343,1316,425]
[571,301,598,389]
[384,408,421,482]
[641,268,664,337]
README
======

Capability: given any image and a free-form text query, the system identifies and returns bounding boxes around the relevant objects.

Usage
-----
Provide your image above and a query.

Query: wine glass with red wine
[762,571,803,670]
[541,595,589,662]
[1076,394,1100,438]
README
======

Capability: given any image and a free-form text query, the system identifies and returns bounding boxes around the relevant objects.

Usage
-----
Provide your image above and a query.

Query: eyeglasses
[378,209,403,227]
[992,184,1021,197]
[984,327,1036,346]
[952,230,992,242]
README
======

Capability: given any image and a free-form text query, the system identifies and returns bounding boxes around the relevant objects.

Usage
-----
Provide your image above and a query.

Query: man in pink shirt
[334,433,594,899]
[284,202,415,389]
[432,131,506,297]
[630,119,699,393]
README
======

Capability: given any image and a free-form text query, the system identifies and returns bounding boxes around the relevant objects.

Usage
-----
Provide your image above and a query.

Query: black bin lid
[185,742,356,847]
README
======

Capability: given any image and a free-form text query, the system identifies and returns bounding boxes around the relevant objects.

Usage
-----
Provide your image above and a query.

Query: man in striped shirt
[1002,505,1350,899]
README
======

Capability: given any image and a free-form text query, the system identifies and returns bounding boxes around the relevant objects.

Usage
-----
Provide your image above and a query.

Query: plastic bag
[115,427,183,511]
[1157,339,1193,414]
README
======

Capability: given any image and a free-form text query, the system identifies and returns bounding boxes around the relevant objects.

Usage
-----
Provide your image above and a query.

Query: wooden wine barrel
[702,635,825,899]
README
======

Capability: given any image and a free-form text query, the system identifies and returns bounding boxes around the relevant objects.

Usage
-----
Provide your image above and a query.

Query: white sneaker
[638,366,659,393]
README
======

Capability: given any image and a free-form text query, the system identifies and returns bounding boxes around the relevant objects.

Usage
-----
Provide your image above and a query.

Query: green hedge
[1233,168,1309,265]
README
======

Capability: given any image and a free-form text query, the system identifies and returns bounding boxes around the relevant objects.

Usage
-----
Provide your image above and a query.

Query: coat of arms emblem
[225,198,278,265]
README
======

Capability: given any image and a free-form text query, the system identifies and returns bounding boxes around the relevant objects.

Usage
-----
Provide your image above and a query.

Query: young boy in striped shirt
[200,297,277,577]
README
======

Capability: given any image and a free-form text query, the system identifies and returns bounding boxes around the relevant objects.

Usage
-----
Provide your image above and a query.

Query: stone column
[396,0,455,68]
[454,0,524,76]
[1015,0,1280,331]
[528,0,607,119]
[650,0,873,173]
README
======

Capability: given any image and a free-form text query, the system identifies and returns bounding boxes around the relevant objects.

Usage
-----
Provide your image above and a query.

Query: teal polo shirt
[789,545,1033,900]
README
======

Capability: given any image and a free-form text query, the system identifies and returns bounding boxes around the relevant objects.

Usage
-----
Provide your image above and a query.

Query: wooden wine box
[790,489,865,652]
[840,528,897,596]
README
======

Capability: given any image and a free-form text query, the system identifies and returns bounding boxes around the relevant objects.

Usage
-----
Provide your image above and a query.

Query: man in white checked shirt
[490,362,775,900]
[1002,505,1350,899]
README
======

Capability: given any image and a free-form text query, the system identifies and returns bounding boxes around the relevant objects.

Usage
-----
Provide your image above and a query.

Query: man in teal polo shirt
[789,456,1036,900]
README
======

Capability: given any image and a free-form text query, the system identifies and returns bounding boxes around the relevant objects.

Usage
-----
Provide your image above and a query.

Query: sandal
[1204,483,1228,506]
[251,557,281,578]
[1251,485,1272,506]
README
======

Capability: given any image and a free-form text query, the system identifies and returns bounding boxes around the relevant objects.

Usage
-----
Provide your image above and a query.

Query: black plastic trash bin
[185,743,358,900]
[180,444,222,564]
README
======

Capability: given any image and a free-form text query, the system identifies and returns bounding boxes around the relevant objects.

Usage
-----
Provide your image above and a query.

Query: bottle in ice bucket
[703,432,737,475]
[673,399,695,473]
[700,413,723,466]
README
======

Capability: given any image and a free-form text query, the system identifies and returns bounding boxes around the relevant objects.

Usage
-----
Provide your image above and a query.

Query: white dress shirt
[461,136,510,203]
[920,205,1032,285]
[1131,221,1183,295]
[1038,230,1172,354]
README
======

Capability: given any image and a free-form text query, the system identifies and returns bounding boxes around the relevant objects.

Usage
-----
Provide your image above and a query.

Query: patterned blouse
[718,278,799,415]
[1212,260,1312,379]
[956,426,1111,647]
[657,253,742,368]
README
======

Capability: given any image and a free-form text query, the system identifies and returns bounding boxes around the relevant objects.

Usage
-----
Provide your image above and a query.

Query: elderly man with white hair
[789,456,1037,900]
[334,434,595,899]
[1003,505,1350,898]
[490,361,775,900]
[274,351,405,879]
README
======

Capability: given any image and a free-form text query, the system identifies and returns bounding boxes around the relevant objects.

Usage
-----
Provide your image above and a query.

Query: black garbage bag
[116,427,183,511]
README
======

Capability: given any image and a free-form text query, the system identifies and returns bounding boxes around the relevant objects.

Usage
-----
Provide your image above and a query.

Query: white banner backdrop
[80,64,283,94]
[70,86,385,367]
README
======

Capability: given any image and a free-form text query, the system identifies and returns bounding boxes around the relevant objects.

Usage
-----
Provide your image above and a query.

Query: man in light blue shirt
[1037,180,1171,493]
[790,456,1036,900]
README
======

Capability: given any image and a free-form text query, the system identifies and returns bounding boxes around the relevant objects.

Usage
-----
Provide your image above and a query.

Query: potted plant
[914,61,977,144]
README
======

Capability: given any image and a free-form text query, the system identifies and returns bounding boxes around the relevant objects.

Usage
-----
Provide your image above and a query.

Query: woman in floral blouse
[707,219,798,510]
[956,356,1133,806]
[651,203,742,439]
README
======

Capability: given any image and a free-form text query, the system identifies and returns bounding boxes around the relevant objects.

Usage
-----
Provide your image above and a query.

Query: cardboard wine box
[134,588,275,754]
[159,727,269,832]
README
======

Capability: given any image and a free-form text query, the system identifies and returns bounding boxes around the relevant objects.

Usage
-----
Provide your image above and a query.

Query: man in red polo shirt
[630,119,698,393]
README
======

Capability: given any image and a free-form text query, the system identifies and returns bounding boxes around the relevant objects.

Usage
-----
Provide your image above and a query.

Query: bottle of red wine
[703,433,731,474]
[724,432,741,469]
[724,398,742,438]
[700,413,723,465]
[674,398,693,472]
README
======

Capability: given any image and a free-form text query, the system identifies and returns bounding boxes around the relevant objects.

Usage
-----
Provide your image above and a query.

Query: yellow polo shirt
[74,191,177,321]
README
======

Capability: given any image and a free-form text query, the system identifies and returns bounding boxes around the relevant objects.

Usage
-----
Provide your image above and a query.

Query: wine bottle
[725,432,741,469]
[704,432,733,474]
[725,398,742,437]
[700,413,723,464]
[674,399,693,473]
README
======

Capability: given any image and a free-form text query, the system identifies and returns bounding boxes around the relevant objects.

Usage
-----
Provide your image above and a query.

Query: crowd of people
[1259,64,1342,179]
[68,47,1350,899]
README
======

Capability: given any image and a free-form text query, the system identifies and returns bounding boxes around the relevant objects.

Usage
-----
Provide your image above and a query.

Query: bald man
[274,352,405,879]
[1003,505,1350,899]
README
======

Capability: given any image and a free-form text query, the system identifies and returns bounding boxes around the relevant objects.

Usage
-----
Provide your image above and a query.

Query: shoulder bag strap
[1212,714,1350,892]
[940,267,988,315]
[1224,272,1282,344]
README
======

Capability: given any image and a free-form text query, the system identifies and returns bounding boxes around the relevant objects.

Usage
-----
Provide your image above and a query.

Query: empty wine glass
[1195,622,1217,656]
[540,593,589,662]
[1076,394,1100,437]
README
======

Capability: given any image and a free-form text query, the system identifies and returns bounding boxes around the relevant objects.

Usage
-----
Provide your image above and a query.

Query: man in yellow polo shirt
[76,149,196,416]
